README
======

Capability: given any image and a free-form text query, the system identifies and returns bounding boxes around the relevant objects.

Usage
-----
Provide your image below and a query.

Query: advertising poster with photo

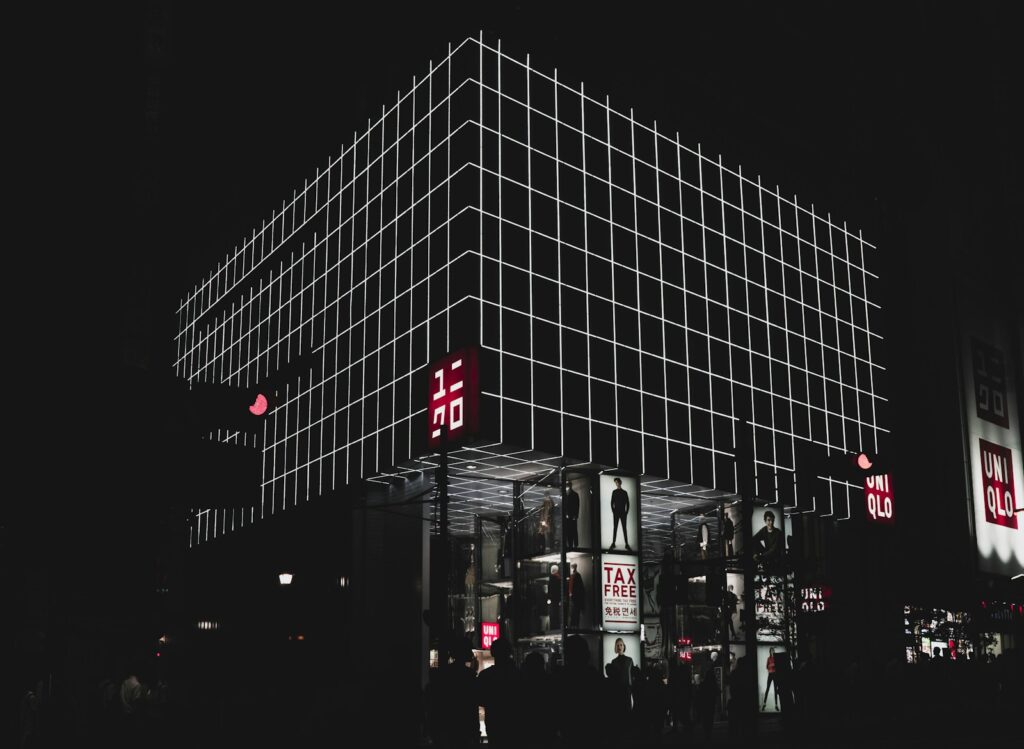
[599,474,639,553]
[960,316,1024,577]
[602,633,641,684]
[601,553,640,632]
[563,472,594,551]
[756,644,787,713]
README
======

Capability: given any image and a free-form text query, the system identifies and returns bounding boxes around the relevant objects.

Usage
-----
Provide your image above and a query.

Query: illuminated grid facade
[176,36,888,545]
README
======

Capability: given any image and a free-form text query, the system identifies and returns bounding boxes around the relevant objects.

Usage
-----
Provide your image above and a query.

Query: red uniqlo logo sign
[864,473,895,524]
[481,621,500,650]
[428,348,479,449]
[979,439,1017,529]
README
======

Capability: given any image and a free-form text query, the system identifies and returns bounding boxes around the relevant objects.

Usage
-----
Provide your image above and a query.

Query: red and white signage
[865,473,895,524]
[481,621,500,650]
[427,347,479,450]
[601,554,639,631]
[979,440,1017,529]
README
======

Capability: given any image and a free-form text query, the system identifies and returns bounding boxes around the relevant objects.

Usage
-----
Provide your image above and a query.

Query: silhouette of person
[519,652,556,747]
[558,636,603,749]
[568,563,585,628]
[722,513,735,557]
[476,638,517,748]
[564,480,581,550]
[752,510,782,570]
[696,662,719,740]
[762,647,780,711]
[434,637,479,748]
[608,478,631,551]
[547,564,562,631]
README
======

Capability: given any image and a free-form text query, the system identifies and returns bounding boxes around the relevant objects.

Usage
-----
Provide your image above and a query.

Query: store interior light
[1012,573,1023,580]
[338,576,349,588]
[465,464,478,470]
[278,572,294,586]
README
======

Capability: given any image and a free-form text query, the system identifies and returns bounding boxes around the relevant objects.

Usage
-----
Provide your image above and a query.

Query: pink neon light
[249,393,268,416]
[856,453,873,470]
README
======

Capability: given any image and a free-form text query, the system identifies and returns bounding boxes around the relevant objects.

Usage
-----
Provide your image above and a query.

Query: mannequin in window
[722,512,735,558]
[608,478,631,551]
[564,479,581,550]
[539,494,556,554]
[547,564,562,630]
[698,522,710,560]
[568,562,585,628]
[723,584,739,639]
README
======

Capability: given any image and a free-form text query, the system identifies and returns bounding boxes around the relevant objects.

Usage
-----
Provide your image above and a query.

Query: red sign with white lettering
[979,440,1017,529]
[865,473,895,524]
[427,348,479,450]
[481,621,500,650]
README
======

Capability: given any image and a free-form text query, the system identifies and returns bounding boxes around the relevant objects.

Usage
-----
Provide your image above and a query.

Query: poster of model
[563,472,593,550]
[600,474,639,552]
[602,633,641,687]
[756,644,788,713]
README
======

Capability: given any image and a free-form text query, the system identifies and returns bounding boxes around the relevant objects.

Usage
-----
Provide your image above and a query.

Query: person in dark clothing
[568,563,586,629]
[428,637,479,748]
[519,653,556,748]
[558,636,604,749]
[722,513,735,557]
[564,480,581,550]
[752,510,782,570]
[608,477,631,551]
[668,660,693,737]
[477,638,517,748]
[636,666,668,742]
[696,665,718,743]
[547,564,562,631]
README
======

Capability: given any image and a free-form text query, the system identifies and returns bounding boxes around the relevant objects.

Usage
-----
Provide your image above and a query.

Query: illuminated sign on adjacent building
[428,347,480,450]
[961,322,1024,577]
[481,621,500,650]
[800,586,831,613]
[979,440,1017,529]
[865,473,895,524]
[601,554,639,631]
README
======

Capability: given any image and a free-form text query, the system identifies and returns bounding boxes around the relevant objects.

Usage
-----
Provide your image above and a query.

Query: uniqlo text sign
[979,440,1017,529]
[427,348,479,449]
[481,621,500,650]
[864,473,895,524]
[601,555,639,632]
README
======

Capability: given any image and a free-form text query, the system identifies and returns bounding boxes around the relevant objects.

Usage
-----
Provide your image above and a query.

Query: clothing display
[564,486,581,550]
[568,568,585,628]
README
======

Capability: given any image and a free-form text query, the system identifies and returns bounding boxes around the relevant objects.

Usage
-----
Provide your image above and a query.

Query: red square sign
[979,440,1018,529]
[427,347,479,449]
[864,473,895,524]
[481,621,500,650]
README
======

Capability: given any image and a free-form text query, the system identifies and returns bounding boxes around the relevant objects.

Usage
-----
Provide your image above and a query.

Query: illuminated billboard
[961,321,1024,577]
